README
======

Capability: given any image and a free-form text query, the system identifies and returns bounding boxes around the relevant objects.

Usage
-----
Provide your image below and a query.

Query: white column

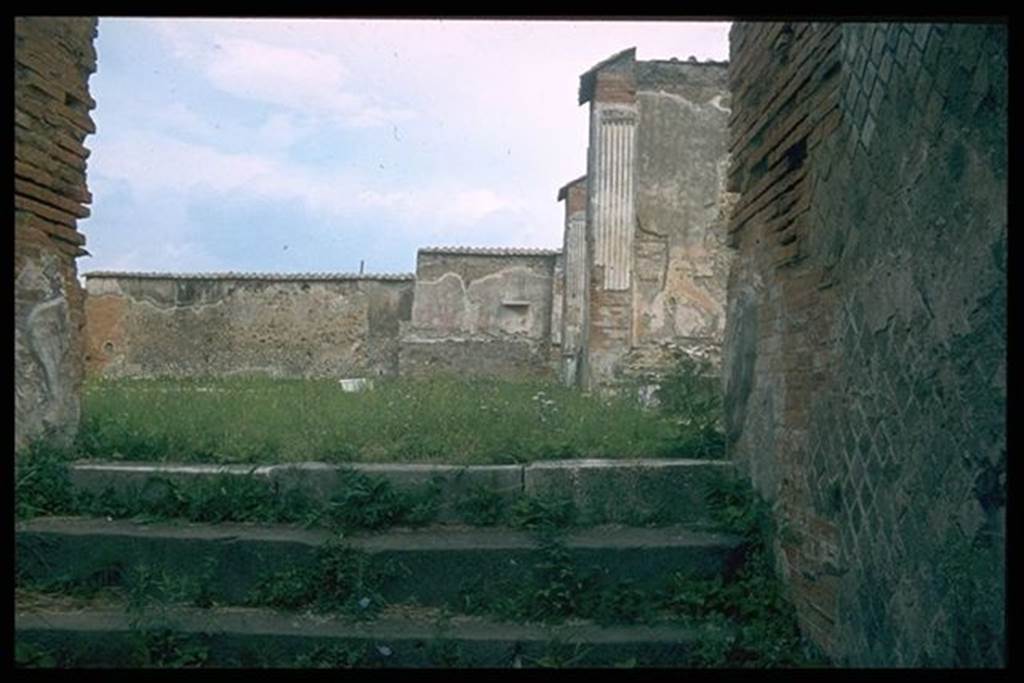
[591,107,637,291]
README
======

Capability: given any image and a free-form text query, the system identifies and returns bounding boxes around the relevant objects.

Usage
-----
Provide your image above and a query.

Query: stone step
[67,458,737,525]
[15,604,705,667]
[16,517,745,607]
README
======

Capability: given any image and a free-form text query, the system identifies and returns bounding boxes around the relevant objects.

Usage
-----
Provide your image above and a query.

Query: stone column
[591,107,637,292]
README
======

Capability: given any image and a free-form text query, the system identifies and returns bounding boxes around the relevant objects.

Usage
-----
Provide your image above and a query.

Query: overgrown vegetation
[15,442,317,525]
[14,442,585,535]
[306,469,441,530]
[14,363,825,668]
[15,439,76,519]
[452,476,823,667]
[72,372,723,464]
[291,642,368,668]
[652,354,726,459]
[247,539,398,619]
[676,475,824,667]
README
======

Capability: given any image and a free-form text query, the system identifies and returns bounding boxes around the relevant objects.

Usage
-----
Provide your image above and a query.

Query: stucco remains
[398,248,560,378]
[573,50,733,389]
[84,273,413,379]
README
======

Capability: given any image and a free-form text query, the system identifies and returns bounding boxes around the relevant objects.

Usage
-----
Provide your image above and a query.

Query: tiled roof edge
[417,246,562,256]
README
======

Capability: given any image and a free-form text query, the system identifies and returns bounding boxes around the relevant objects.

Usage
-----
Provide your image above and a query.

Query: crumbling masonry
[15,17,98,451]
[723,22,1006,666]
[83,49,734,387]
[565,49,734,390]
[19,20,1006,668]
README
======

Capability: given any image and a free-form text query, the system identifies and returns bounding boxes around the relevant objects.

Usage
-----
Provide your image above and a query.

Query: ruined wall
[558,176,587,386]
[15,17,98,451]
[398,248,559,378]
[84,272,414,379]
[577,49,732,389]
[723,22,1006,666]
[628,60,733,376]
[549,251,565,364]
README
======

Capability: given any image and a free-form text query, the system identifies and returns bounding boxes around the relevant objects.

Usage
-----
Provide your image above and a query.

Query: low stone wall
[724,22,1006,666]
[15,17,98,451]
[84,272,414,379]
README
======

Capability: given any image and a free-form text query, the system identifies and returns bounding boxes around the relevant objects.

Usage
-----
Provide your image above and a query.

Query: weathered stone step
[16,517,745,607]
[67,458,737,525]
[15,605,704,667]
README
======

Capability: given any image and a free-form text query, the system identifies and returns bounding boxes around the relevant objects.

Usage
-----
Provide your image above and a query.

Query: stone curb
[68,459,736,525]
[523,459,738,526]
[15,606,701,667]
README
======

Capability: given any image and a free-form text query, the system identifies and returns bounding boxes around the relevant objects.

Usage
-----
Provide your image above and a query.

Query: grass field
[69,368,723,465]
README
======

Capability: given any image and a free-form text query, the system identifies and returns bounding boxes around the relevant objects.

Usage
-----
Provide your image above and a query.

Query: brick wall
[15,17,98,451]
[724,22,1006,666]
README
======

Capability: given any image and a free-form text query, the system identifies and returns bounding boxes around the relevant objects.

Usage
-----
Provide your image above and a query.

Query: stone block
[269,462,524,523]
[523,459,737,526]
[68,461,274,499]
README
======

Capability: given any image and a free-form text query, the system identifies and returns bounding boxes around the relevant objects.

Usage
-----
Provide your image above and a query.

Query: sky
[79,18,731,277]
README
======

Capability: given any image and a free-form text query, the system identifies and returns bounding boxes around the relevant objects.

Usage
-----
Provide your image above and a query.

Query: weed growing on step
[248,540,398,619]
[424,638,464,667]
[454,535,658,626]
[309,469,441,530]
[291,642,368,668]
[663,476,821,668]
[14,641,56,668]
[16,558,126,603]
[524,639,592,668]
[76,374,708,464]
[15,438,76,519]
[15,448,450,534]
[80,474,320,525]
[131,629,211,668]
[14,640,77,668]
[704,473,774,543]
[454,484,507,526]
[14,443,597,536]
[124,562,218,629]
[507,494,578,531]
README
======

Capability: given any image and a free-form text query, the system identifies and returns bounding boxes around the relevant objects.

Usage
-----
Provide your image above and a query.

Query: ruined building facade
[84,49,733,388]
[15,17,98,451]
[723,22,1006,666]
[563,49,734,390]
[398,247,562,379]
[17,18,1006,669]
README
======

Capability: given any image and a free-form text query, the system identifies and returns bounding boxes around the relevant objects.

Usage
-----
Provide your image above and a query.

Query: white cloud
[205,38,354,110]
[154,102,220,140]
[255,113,304,150]
[155,26,416,128]
[92,130,521,231]
[91,19,732,267]
[450,189,523,226]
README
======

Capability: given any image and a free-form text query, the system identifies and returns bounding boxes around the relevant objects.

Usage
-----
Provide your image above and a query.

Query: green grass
[75,372,722,465]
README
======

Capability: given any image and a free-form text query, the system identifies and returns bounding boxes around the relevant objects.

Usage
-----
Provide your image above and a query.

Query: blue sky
[79,18,731,276]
